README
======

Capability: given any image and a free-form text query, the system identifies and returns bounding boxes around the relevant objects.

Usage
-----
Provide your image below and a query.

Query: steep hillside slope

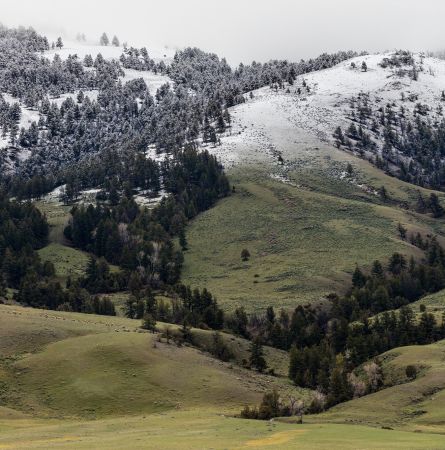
[182,166,445,311]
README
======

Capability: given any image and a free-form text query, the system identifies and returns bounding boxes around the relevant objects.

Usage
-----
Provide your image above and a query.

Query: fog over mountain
[2,0,445,64]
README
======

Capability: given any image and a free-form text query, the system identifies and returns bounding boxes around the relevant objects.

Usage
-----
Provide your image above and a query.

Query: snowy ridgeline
[44,39,174,93]
[208,52,445,168]
[5,44,445,189]
[44,39,175,64]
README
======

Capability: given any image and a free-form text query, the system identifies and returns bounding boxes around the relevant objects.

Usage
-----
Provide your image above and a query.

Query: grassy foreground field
[1,304,445,448]
[2,412,445,449]
[182,162,445,312]
[0,305,303,419]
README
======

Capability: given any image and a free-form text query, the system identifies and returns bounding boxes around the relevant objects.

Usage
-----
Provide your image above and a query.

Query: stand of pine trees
[235,238,445,411]
[0,192,49,290]
[0,192,116,316]
[0,24,361,190]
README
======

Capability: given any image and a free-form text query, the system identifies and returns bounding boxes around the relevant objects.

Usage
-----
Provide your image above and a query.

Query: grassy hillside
[411,289,445,314]
[2,305,445,448]
[0,305,303,419]
[36,201,121,282]
[313,339,445,434]
[6,144,445,448]
[36,201,90,282]
[182,161,445,312]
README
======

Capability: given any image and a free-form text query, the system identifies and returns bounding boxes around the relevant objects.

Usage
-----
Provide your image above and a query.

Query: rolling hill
[1,305,445,449]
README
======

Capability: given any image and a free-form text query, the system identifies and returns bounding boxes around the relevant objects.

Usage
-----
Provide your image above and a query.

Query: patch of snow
[45,41,125,62]
[121,69,172,94]
[49,90,99,107]
[145,146,170,163]
[134,190,167,207]
[2,93,40,130]
[42,185,65,204]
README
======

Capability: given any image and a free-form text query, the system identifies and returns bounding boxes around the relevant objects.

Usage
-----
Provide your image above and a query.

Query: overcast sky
[2,0,444,64]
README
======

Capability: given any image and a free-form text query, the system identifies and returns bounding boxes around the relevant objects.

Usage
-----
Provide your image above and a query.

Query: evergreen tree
[179,229,188,251]
[371,260,384,277]
[333,127,344,148]
[397,223,407,240]
[100,33,109,46]
[142,313,157,333]
[249,338,267,372]
[429,193,444,218]
[327,367,351,406]
[416,191,428,213]
[241,249,250,261]
[378,186,388,202]
[352,266,366,288]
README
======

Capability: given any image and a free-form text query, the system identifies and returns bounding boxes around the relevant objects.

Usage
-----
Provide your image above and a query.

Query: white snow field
[44,39,175,63]
[121,69,171,94]
[211,52,445,170]
[44,40,174,95]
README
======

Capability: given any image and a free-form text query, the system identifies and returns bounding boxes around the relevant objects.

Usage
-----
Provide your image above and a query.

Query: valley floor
[1,411,445,450]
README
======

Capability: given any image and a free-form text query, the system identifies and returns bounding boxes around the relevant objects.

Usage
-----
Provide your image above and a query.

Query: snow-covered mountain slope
[0,41,174,153]
[45,40,174,93]
[212,52,445,170]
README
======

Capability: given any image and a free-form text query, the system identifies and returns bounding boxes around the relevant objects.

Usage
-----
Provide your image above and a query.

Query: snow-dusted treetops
[2,25,445,196]
[333,51,445,189]
[0,25,359,195]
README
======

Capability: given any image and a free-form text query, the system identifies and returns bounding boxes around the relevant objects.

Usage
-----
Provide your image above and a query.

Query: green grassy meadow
[1,413,445,449]
[1,305,445,449]
[182,162,445,312]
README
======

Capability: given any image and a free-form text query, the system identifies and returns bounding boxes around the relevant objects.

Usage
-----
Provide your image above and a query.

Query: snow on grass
[211,52,445,171]
[288,52,445,140]
[134,189,167,207]
[145,146,170,163]
[2,93,40,130]
[49,90,99,107]
[41,185,65,204]
[121,69,171,94]
[45,41,124,62]
[44,40,173,96]
[208,86,325,169]
[44,40,175,63]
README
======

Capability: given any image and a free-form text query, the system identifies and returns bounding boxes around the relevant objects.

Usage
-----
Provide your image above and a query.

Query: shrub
[406,365,417,380]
